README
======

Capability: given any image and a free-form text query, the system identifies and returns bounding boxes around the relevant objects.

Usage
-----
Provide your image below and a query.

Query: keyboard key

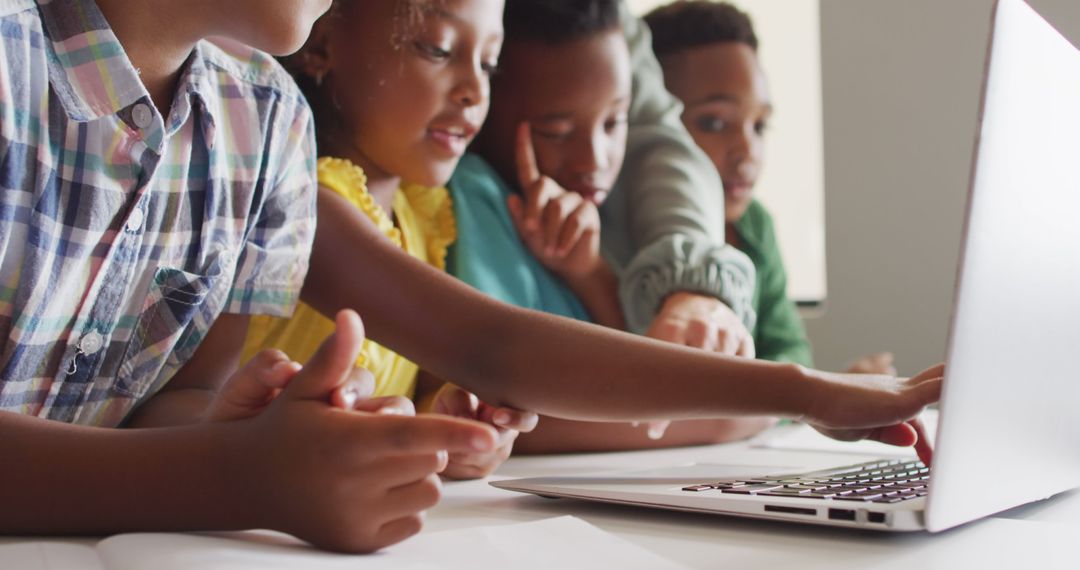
[721,484,784,494]
[759,489,813,497]
[786,484,828,491]
[835,493,884,502]
[706,459,933,501]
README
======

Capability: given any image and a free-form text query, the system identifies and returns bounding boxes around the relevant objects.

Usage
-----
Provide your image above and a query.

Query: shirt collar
[36,0,218,143]
[166,43,217,145]
[37,0,146,121]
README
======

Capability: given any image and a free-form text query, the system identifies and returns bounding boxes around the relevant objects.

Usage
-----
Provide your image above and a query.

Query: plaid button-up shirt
[0,0,317,426]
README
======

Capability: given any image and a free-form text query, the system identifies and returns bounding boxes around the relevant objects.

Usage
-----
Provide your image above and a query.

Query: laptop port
[764,505,816,516]
[868,512,887,524]
[828,508,856,521]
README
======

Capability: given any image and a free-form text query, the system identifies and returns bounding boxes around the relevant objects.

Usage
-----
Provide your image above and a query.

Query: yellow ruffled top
[241,157,456,398]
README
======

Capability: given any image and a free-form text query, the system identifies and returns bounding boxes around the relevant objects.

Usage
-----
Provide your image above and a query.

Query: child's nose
[576,133,609,174]
[452,63,487,107]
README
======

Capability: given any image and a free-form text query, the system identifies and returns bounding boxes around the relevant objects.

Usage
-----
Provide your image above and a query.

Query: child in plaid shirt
[0,0,495,553]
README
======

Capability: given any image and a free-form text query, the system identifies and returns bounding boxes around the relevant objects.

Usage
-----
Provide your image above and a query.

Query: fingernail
[493,410,510,425]
[378,406,405,415]
[436,450,449,471]
[648,426,665,440]
[341,387,359,410]
[472,434,493,451]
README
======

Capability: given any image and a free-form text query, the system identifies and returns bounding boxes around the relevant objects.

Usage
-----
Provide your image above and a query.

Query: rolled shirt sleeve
[601,3,757,333]
[226,99,318,318]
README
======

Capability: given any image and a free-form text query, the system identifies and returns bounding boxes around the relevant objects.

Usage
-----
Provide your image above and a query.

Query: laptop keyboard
[682,459,929,504]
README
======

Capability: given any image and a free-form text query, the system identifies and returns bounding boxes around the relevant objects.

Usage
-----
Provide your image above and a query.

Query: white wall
[629,0,1080,373]
[808,0,1080,372]
[627,0,828,304]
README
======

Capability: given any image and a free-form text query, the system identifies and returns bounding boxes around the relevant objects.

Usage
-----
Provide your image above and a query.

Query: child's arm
[514,417,777,454]
[607,6,754,353]
[125,314,252,428]
[0,311,499,553]
[303,188,943,446]
[506,123,625,329]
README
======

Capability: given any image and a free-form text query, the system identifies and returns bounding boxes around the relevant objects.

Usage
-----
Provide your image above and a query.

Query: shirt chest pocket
[115,259,231,400]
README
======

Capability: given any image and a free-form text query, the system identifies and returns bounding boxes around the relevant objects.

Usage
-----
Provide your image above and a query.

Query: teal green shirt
[734,200,813,366]
[446,155,591,322]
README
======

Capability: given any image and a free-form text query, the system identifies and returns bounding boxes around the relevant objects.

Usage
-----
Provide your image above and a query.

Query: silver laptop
[491,0,1080,532]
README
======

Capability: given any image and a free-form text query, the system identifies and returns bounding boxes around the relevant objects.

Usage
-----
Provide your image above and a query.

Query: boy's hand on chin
[508,122,605,283]
[221,311,498,553]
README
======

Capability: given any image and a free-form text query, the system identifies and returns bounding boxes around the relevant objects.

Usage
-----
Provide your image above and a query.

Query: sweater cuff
[619,235,757,333]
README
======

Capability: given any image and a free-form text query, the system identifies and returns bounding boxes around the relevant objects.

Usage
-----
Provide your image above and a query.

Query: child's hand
[202,349,301,422]
[507,122,604,283]
[804,364,944,466]
[646,292,756,357]
[845,352,898,376]
[204,347,406,422]
[231,310,498,553]
[429,383,539,480]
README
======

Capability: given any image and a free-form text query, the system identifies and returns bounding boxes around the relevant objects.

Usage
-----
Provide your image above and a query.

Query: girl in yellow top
[241,0,534,479]
[243,160,456,400]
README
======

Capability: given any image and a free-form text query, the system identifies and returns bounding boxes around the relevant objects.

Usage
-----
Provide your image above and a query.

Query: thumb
[282,309,365,402]
[435,385,479,418]
[205,350,301,422]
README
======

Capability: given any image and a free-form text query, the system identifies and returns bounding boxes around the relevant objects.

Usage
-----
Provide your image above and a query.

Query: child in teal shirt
[448,0,776,452]
[448,154,592,323]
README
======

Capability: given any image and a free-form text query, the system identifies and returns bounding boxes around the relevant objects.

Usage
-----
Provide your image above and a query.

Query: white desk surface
[436,442,1080,569]
[4,433,1079,568]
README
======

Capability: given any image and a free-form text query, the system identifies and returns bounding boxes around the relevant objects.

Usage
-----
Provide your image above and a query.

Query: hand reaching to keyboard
[802,364,944,465]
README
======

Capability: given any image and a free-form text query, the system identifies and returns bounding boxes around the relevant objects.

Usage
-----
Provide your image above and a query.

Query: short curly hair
[504,0,622,44]
[644,1,758,59]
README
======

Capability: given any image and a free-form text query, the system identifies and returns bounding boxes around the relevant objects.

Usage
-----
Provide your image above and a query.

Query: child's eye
[481,60,499,76]
[755,120,770,135]
[604,114,628,133]
[414,41,451,61]
[533,129,571,142]
[695,116,728,133]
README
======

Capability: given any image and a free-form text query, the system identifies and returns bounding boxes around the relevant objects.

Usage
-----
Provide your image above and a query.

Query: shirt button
[126,207,145,233]
[131,103,154,130]
[79,331,104,356]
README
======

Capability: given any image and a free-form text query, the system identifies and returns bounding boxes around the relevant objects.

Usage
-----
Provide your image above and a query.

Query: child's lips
[428,127,474,156]
[571,184,608,206]
[724,181,754,200]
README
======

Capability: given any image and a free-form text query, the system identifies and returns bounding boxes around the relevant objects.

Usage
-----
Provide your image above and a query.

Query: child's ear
[296,18,334,81]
